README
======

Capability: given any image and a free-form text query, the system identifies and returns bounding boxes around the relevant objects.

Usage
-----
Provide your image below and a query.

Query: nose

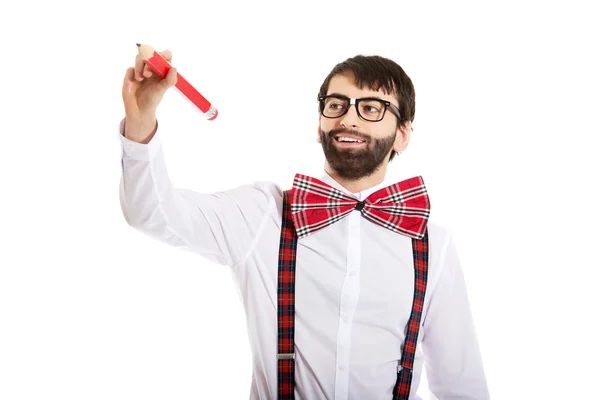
[340,103,361,128]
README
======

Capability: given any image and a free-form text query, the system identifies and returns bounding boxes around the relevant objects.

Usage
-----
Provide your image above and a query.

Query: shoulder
[199,180,284,203]
[209,180,287,219]
[174,180,285,220]
[422,219,468,305]
[425,219,454,251]
[423,219,458,284]
[223,180,284,201]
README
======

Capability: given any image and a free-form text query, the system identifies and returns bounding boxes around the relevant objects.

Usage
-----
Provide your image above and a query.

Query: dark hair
[318,55,415,162]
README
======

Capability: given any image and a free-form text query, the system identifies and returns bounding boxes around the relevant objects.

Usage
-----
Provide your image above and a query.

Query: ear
[393,121,411,153]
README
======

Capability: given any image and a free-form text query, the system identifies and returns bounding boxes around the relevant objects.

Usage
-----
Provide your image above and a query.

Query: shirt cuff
[117,118,161,161]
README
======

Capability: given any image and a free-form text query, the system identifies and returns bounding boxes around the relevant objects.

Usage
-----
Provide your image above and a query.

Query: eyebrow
[327,92,385,100]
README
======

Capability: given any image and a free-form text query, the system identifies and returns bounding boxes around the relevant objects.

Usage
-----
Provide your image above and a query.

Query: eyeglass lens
[321,96,387,121]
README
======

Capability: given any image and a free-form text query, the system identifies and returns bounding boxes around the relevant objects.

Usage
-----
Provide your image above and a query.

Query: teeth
[338,137,364,143]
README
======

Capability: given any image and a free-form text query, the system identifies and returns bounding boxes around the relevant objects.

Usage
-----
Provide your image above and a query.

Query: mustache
[326,128,370,141]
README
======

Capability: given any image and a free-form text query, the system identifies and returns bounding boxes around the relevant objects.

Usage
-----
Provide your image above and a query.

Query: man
[119,49,489,399]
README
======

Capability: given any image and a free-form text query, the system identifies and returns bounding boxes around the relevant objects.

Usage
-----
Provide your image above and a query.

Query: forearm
[118,120,195,245]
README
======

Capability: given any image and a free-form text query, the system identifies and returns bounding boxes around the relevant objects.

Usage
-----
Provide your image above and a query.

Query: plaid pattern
[278,186,429,400]
[277,190,298,399]
[290,174,430,240]
[393,228,429,400]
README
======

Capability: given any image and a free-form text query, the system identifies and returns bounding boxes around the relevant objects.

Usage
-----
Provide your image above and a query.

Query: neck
[324,164,387,194]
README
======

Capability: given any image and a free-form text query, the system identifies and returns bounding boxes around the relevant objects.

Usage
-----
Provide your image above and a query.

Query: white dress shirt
[117,120,489,399]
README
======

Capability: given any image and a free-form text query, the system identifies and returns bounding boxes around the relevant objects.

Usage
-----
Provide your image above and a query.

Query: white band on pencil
[203,106,218,120]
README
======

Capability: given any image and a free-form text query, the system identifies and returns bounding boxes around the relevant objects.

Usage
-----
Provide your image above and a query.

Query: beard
[319,127,396,180]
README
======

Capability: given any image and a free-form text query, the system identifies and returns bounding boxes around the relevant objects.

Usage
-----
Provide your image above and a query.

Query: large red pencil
[136,43,218,120]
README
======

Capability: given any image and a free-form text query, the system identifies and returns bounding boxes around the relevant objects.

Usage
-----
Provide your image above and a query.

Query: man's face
[318,73,409,180]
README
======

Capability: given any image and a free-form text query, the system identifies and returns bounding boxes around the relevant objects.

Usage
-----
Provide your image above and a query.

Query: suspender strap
[277,190,428,400]
[392,227,429,399]
[277,191,298,399]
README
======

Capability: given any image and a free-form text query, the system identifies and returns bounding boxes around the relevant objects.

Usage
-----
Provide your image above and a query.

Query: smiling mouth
[334,136,367,144]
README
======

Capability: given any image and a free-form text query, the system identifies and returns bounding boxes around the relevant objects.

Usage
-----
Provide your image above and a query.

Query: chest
[294,218,416,330]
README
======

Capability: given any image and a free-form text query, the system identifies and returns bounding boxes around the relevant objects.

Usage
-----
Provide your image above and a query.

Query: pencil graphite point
[136,43,141,47]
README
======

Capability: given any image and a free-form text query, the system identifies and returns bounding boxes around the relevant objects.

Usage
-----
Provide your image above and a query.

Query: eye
[324,98,348,111]
[362,105,379,113]
[360,101,383,115]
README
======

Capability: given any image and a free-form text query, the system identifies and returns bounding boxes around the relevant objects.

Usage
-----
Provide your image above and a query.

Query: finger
[159,49,172,63]
[160,67,178,90]
[145,50,172,77]
[134,53,146,81]
[143,63,153,78]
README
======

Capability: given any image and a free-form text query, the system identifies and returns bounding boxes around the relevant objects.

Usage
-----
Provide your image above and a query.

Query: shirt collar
[319,170,391,201]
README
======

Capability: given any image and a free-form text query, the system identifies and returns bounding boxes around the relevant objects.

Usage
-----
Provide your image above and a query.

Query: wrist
[124,116,157,144]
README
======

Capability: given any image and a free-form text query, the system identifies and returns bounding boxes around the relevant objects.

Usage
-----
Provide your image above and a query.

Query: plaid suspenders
[277,190,299,398]
[277,190,429,399]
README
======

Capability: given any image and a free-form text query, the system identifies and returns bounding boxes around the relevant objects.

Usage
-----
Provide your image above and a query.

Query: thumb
[159,67,178,90]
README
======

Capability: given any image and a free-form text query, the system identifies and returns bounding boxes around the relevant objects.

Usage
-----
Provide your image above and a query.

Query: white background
[1,0,599,398]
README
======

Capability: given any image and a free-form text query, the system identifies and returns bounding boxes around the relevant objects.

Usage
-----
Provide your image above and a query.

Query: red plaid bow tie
[290,173,431,239]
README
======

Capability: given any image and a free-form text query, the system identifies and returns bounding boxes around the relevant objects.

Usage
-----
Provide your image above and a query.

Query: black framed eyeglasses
[318,94,403,122]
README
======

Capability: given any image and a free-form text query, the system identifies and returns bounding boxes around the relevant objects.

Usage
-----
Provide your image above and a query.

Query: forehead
[326,73,396,103]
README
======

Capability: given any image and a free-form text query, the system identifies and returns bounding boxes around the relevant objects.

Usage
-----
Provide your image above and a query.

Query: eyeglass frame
[318,94,404,122]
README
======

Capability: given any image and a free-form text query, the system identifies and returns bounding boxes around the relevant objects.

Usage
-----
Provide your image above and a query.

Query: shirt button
[349,271,356,277]
[343,315,349,323]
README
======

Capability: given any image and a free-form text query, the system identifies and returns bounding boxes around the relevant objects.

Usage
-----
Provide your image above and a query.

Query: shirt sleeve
[420,232,490,399]
[117,118,280,268]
